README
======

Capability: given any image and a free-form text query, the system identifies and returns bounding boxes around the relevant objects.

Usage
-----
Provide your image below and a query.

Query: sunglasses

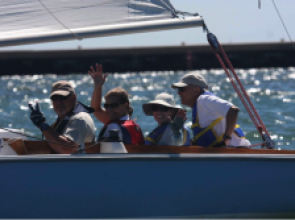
[152,105,169,112]
[51,94,72,101]
[104,103,121,109]
[177,87,186,92]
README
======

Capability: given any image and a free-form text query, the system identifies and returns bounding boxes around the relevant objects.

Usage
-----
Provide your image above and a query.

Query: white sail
[0,0,204,47]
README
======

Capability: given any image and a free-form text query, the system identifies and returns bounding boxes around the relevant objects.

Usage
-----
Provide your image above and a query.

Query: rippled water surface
[0,67,294,149]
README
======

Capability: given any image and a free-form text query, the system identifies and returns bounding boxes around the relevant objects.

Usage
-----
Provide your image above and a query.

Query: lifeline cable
[0,127,78,148]
[0,127,100,152]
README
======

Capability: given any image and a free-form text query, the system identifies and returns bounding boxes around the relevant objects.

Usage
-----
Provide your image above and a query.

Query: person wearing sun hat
[143,92,191,146]
[28,80,96,154]
[171,73,250,148]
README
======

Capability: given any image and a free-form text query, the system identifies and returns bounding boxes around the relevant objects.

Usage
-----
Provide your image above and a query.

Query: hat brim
[171,82,188,89]
[50,90,71,98]
[142,100,180,116]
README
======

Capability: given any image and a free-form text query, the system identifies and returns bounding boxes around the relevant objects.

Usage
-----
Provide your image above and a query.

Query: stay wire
[272,0,295,50]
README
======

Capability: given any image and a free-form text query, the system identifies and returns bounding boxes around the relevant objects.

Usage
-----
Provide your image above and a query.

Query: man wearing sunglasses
[29,81,95,154]
[171,73,250,148]
[89,64,144,144]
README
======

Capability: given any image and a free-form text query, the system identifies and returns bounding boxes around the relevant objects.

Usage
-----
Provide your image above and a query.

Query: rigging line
[84,142,100,150]
[218,45,270,136]
[272,0,295,50]
[128,0,129,22]
[0,127,43,141]
[159,0,175,11]
[37,0,82,41]
[158,0,177,17]
[249,142,264,148]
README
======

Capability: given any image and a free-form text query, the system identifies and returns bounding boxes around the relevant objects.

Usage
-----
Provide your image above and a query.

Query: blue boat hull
[0,154,295,218]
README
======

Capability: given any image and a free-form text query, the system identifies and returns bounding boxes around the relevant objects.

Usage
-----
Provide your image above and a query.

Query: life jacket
[51,102,94,134]
[98,120,144,145]
[145,123,191,146]
[191,92,246,147]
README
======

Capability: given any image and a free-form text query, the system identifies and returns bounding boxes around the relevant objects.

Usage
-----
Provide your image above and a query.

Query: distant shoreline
[0,42,294,75]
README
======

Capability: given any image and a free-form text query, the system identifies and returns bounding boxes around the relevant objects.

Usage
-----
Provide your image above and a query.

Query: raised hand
[28,101,46,127]
[170,109,187,134]
[88,63,108,86]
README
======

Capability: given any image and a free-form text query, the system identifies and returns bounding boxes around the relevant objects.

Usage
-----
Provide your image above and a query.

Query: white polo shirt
[196,95,250,147]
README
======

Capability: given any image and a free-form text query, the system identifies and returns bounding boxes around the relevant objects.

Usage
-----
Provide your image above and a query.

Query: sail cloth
[0,0,204,47]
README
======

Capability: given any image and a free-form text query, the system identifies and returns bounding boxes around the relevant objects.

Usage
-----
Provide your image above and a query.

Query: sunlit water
[0,67,294,149]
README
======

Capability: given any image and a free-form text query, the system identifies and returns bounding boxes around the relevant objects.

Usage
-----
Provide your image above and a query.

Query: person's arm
[42,128,79,154]
[88,63,109,124]
[44,114,95,153]
[29,102,79,154]
[200,96,238,147]
[170,109,187,146]
[224,105,239,145]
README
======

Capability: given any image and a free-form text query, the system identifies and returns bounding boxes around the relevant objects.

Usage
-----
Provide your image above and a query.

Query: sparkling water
[0,67,294,149]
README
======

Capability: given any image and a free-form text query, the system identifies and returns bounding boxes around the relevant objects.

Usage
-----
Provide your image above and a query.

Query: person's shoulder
[70,112,94,122]
[199,94,233,110]
[200,94,226,102]
[198,94,215,104]
[106,123,121,130]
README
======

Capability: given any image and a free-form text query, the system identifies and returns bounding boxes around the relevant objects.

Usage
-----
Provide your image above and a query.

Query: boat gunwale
[2,153,295,163]
[2,139,295,162]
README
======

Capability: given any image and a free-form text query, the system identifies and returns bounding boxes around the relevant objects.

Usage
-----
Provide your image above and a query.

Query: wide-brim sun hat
[171,73,209,89]
[50,81,75,98]
[142,92,181,116]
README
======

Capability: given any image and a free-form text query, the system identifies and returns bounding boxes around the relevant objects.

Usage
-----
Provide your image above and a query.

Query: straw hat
[142,92,181,116]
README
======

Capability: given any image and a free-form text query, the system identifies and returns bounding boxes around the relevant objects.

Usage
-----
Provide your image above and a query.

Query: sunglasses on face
[104,103,121,109]
[152,105,169,112]
[177,87,186,92]
[51,94,72,101]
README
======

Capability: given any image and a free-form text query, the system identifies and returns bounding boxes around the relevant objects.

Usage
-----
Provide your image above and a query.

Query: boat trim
[1,153,295,162]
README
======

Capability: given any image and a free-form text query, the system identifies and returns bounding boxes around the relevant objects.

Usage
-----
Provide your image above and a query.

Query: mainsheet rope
[205,31,275,149]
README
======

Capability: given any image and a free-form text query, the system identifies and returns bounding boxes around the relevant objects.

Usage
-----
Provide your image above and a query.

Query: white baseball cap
[171,73,208,89]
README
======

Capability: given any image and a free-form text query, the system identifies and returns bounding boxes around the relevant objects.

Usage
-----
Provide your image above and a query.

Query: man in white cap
[171,73,250,147]
[29,81,95,154]
[142,92,191,146]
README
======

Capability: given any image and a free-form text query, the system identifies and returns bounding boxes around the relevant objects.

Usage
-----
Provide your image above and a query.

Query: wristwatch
[39,122,50,131]
[223,134,232,141]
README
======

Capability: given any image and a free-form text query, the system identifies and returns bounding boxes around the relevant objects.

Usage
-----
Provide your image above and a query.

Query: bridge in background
[0,42,294,75]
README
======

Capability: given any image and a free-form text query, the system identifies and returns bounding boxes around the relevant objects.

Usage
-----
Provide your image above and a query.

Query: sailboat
[1,0,295,218]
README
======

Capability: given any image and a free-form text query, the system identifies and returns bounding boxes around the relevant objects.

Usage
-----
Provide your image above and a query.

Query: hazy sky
[2,0,294,50]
